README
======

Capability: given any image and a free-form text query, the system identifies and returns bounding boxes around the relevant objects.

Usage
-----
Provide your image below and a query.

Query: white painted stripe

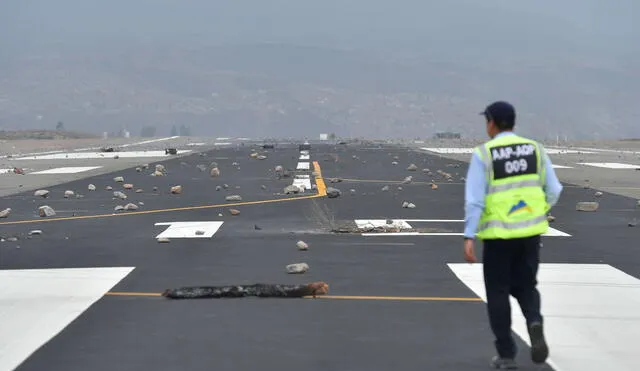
[119,136,180,148]
[354,219,570,237]
[0,150,64,159]
[12,150,192,160]
[545,148,595,154]
[300,150,310,155]
[216,137,231,140]
[548,146,640,155]
[581,162,640,169]
[29,166,103,174]
[214,142,232,146]
[187,142,206,146]
[299,154,310,160]
[296,162,310,170]
[421,147,594,155]
[553,164,574,169]
[292,178,312,191]
[155,221,224,239]
[294,174,310,179]
[448,263,640,371]
[0,267,135,371]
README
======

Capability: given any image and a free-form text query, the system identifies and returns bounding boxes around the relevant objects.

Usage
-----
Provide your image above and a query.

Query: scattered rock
[250,152,258,158]
[105,186,113,191]
[124,203,139,211]
[223,184,229,189]
[152,170,164,177]
[153,186,158,192]
[257,155,267,160]
[210,167,220,177]
[210,162,218,168]
[135,167,142,172]
[391,161,398,165]
[34,189,49,197]
[215,185,222,191]
[28,230,42,236]
[196,164,207,172]
[155,164,166,173]
[431,183,438,190]
[296,240,309,251]
[123,183,134,190]
[157,237,170,243]
[170,185,182,194]
[142,164,149,169]
[64,190,74,198]
[381,185,390,192]
[113,191,127,200]
[0,208,10,218]
[628,219,637,227]
[38,205,56,217]
[407,164,418,171]
[229,208,241,215]
[326,187,341,198]
[397,186,403,191]
[114,205,125,211]
[225,195,242,201]
[401,176,412,184]
[329,178,342,183]
[402,201,416,209]
[286,263,309,274]
[135,189,144,193]
[547,215,556,222]
[114,176,124,183]
[422,168,430,173]
[350,189,356,195]
[576,201,599,212]
[261,185,267,190]
[283,185,301,194]
[88,184,96,191]
[595,191,603,197]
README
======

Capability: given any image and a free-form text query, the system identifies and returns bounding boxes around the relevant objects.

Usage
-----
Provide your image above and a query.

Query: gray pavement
[1,140,639,371]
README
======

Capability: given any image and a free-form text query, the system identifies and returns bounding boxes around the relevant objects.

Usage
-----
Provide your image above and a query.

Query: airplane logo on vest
[492,144,535,160]
[508,200,533,216]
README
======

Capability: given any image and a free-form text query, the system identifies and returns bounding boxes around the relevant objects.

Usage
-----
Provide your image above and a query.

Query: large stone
[296,240,309,251]
[401,176,412,184]
[286,263,309,274]
[0,208,10,218]
[576,202,599,212]
[63,190,74,198]
[381,185,390,192]
[170,185,182,194]
[38,205,56,217]
[210,167,220,177]
[113,176,124,183]
[114,205,125,211]
[123,183,134,190]
[88,184,96,191]
[196,164,207,172]
[124,203,139,211]
[407,164,418,171]
[229,208,241,215]
[257,155,267,160]
[34,189,49,197]
[155,164,166,173]
[283,185,301,194]
[152,170,164,177]
[225,195,243,201]
[113,191,127,200]
[326,187,341,198]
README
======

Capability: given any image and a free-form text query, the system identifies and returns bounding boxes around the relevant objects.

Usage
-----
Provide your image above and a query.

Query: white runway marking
[12,150,192,160]
[300,150,310,156]
[187,143,206,146]
[448,263,640,371]
[580,162,640,169]
[119,136,180,148]
[155,221,224,239]
[552,164,574,169]
[299,154,310,160]
[355,219,571,237]
[421,147,594,155]
[29,166,103,174]
[214,142,232,146]
[296,162,310,170]
[292,178,312,191]
[0,267,135,371]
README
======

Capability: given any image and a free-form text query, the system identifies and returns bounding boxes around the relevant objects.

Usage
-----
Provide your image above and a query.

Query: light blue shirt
[463,132,563,239]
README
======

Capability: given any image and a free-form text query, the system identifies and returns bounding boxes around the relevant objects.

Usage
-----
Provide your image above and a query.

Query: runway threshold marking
[0,162,328,226]
[104,292,482,302]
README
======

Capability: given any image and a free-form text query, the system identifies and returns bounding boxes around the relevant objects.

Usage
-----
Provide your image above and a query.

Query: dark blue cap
[480,101,516,123]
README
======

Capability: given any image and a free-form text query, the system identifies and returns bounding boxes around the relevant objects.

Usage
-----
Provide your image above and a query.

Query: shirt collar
[494,131,515,139]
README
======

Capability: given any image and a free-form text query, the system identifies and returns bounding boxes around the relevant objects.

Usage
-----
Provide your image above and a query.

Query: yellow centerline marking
[0,162,328,226]
[104,291,482,302]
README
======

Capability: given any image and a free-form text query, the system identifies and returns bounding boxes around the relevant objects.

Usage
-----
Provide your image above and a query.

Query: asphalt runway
[1,141,639,371]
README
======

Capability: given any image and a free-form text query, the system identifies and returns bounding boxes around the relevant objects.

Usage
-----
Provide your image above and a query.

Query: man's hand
[464,238,477,263]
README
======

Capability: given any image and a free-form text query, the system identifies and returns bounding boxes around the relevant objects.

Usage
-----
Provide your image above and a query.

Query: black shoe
[528,322,549,364]
[490,356,518,369]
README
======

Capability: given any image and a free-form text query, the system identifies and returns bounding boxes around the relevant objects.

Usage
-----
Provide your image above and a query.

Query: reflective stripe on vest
[475,134,549,240]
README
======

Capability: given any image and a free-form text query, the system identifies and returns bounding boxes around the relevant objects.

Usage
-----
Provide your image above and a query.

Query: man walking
[462,101,563,369]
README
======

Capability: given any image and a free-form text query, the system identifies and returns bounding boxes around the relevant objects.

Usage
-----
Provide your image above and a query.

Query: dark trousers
[482,235,543,359]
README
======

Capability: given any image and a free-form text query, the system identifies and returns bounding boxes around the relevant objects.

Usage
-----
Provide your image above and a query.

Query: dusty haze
[1,0,639,140]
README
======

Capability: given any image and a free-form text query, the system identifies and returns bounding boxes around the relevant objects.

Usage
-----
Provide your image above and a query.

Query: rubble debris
[28,230,42,236]
[13,167,24,174]
[142,164,149,170]
[296,240,309,250]
[595,191,603,197]
[257,155,267,160]
[156,164,166,173]
[397,186,403,191]
[260,185,267,190]
[114,176,124,183]
[123,184,134,190]
[157,237,170,243]
[225,195,242,201]
[407,164,418,171]
[254,224,262,230]
[153,186,158,192]
[576,202,599,212]
[223,184,229,189]
[124,203,139,211]
[283,185,301,194]
[431,183,438,190]
[401,176,412,184]
[135,189,144,193]
[105,186,113,191]
[215,185,222,191]
[196,164,207,172]
[210,167,220,177]
[135,167,142,172]
[88,184,96,191]
[381,185,390,192]
[0,208,10,218]
[113,191,127,200]
[402,201,416,209]
[547,215,556,222]
[326,187,341,198]
[64,190,75,198]
[34,189,49,197]
[391,161,398,165]
[162,282,329,299]
[38,205,56,217]
[286,263,309,274]
[422,168,430,173]
[170,185,182,194]
[628,219,637,227]
[210,162,218,168]
[229,208,240,216]
[328,178,342,183]
[114,205,125,211]
[152,170,164,177]
[350,189,356,195]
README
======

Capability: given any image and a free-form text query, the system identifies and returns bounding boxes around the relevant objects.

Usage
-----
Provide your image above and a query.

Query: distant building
[319,133,328,140]
[434,132,461,139]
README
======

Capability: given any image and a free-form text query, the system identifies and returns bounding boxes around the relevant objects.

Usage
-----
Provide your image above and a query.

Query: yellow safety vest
[474,134,549,240]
